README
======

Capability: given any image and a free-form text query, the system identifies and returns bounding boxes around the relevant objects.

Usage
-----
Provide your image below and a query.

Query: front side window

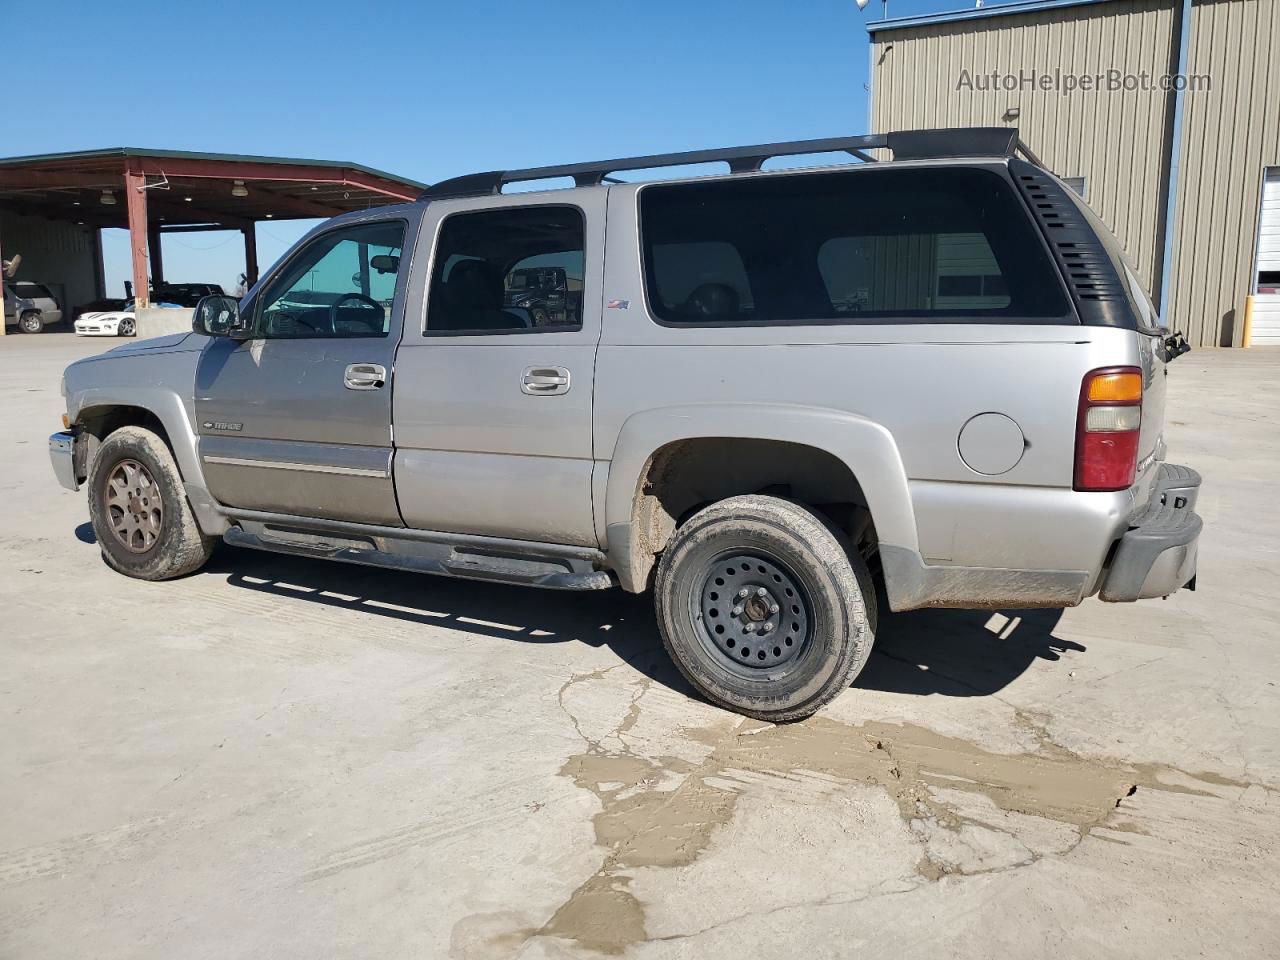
[640,167,1072,325]
[427,206,584,334]
[255,221,405,339]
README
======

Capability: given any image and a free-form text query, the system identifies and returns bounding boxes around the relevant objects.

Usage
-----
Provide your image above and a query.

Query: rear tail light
[1075,366,1142,491]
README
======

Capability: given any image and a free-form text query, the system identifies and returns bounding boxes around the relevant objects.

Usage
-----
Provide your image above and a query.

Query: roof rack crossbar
[419,127,1042,200]
[422,135,888,200]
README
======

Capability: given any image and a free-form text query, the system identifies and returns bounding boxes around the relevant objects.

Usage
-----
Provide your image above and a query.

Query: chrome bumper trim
[49,431,79,492]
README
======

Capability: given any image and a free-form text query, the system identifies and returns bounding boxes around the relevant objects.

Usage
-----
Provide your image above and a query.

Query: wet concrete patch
[500,671,1252,956]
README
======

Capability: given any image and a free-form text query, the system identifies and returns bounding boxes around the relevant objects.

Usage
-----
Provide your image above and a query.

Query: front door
[195,217,414,525]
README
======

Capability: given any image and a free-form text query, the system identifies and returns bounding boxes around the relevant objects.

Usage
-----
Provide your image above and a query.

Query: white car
[75,309,136,337]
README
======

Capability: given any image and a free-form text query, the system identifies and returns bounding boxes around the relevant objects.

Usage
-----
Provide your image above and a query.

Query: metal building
[868,0,1280,347]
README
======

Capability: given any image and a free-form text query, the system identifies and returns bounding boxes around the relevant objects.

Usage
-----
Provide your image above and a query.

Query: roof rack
[420,127,1043,200]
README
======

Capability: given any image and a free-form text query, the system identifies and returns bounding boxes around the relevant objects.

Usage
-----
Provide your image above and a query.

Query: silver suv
[48,128,1202,720]
[5,280,63,333]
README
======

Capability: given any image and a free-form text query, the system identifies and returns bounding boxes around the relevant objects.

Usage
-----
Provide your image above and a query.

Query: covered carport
[0,148,424,335]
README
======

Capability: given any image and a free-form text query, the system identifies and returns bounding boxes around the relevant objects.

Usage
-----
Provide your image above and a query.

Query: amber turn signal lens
[61,414,70,430]
[1087,371,1142,403]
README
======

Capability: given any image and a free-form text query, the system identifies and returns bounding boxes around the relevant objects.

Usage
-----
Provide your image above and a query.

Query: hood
[79,311,132,322]
[105,331,194,354]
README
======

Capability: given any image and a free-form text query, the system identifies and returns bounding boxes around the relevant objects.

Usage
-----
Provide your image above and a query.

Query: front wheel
[654,495,876,722]
[87,426,214,580]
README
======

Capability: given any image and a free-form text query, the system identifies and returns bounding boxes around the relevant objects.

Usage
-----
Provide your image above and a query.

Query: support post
[147,223,164,287]
[1157,0,1193,335]
[242,224,259,290]
[124,162,149,308]
[92,228,105,299]
[0,218,6,337]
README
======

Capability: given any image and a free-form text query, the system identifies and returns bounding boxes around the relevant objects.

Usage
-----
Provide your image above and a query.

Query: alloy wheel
[104,458,164,553]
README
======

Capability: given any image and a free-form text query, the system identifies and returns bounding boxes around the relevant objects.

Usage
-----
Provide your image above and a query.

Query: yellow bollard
[1242,295,1254,348]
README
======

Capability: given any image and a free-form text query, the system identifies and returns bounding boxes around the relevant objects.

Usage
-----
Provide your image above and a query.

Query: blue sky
[13,0,976,295]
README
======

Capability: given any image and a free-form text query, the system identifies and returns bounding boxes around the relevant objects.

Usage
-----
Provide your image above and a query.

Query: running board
[223,522,614,591]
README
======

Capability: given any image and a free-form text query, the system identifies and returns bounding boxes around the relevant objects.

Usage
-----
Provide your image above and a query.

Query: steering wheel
[330,293,384,333]
[263,308,329,336]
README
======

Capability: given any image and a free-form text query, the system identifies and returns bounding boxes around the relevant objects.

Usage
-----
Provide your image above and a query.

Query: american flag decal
[606,299,630,310]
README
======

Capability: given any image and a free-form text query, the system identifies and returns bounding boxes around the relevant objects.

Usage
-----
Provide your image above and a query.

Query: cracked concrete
[2,336,1279,959]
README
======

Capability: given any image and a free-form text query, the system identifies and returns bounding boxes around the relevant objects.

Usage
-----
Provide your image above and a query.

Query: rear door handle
[521,366,571,395]
[344,363,387,390]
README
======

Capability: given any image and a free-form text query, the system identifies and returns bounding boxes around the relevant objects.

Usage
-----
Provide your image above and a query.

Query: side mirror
[192,295,247,338]
[1163,331,1192,362]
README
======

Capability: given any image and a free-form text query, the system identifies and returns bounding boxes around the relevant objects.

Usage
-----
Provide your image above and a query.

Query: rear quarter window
[639,166,1073,326]
[12,282,52,301]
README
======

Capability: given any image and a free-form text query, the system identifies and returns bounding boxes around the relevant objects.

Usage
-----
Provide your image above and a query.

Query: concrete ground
[2,332,1278,959]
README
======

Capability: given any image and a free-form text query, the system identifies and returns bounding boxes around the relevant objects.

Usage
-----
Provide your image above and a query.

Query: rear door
[195,216,414,525]
[391,190,604,546]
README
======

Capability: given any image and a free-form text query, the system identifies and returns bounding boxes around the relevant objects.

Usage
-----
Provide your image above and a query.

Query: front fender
[63,342,226,534]
[71,385,203,484]
[601,402,918,592]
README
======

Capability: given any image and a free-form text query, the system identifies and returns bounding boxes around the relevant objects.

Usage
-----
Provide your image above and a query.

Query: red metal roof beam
[129,158,418,201]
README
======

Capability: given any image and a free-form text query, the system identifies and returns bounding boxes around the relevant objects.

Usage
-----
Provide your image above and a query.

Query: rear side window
[640,167,1072,325]
[427,205,584,334]
[12,282,53,301]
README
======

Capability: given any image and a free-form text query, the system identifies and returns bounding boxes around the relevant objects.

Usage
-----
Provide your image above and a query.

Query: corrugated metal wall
[871,0,1177,298]
[0,211,101,315]
[1173,0,1280,346]
[872,0,1280,347]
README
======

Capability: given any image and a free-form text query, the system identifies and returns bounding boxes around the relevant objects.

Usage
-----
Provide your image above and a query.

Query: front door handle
[344,363,387,390]
[521,366,571,395]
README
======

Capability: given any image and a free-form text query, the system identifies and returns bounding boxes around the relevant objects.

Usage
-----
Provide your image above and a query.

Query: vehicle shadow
[202,544,699,697]
[861,602,1081,697]
[201,544,1082,702]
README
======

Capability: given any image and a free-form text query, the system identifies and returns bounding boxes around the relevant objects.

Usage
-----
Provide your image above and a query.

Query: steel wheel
[104,458,164,553]
[118,317,135,336]
[693,550,813,680]
[19,312,43,334]
[655,495,876,721]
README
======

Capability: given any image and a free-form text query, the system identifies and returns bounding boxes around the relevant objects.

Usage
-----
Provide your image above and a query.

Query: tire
[87,426,214,581]
[117,317,135,337]
[19,311,43,334]
[654,495,876,721]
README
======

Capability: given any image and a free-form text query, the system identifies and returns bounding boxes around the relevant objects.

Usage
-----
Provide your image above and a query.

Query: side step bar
[222,519,614,591]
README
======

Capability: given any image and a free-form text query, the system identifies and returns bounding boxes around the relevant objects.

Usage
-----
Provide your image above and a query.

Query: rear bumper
[49,431,79,492]
[1098,463,1201,602]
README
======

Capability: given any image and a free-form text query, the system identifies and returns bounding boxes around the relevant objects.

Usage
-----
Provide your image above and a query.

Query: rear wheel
[654,495,876,721]
[19,311,43,334]
[87,426,214,580]
[117,317,135,337]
